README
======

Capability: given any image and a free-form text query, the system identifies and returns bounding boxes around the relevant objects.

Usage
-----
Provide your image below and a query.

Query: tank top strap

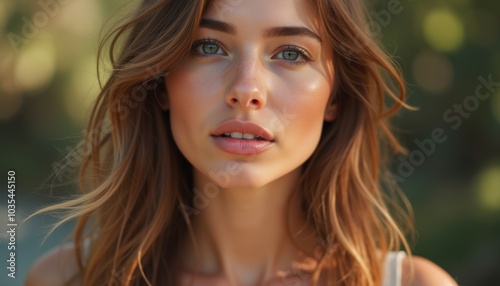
[382,251,406,286]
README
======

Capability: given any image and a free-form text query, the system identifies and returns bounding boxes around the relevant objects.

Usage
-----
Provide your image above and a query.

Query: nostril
[250,99,259,105]
[230,98,238,104]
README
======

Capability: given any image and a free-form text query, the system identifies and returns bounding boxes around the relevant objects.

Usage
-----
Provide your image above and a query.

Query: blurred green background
[0,0,499,285]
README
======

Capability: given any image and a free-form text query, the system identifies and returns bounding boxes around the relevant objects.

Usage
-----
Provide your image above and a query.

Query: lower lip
[211,136,274,155]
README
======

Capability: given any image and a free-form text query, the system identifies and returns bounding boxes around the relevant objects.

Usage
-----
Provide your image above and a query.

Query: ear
[324,104,338,122]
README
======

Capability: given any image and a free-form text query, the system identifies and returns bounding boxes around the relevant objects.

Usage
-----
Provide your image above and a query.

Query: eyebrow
[200,19,236,34]
[199,18,322,43]
[264,26,322,43]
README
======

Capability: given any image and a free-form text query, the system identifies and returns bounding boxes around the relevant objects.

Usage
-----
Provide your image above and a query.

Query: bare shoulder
[401,255,458,286]
[25,243,82,286]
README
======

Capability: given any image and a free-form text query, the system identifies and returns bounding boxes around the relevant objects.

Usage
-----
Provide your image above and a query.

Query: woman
[26,0,458,285]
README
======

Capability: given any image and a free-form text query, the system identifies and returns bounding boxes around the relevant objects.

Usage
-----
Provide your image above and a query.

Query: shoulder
[24,243,82,286]
[401,255,457,286]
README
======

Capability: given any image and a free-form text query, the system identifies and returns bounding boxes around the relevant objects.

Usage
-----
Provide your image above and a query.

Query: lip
[211,120,275,141]
[211,120,275,155]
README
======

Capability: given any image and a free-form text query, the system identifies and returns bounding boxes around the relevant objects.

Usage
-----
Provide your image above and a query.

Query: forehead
[203,0,322,33]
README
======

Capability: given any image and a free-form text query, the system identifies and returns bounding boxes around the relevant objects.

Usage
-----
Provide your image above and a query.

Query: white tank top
[382,251,406,286]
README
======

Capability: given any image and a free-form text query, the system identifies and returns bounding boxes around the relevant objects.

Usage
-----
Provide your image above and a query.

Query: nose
[225,55,267,110]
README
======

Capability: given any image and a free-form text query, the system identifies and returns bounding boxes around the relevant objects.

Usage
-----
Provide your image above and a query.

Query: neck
[180,167,319,285]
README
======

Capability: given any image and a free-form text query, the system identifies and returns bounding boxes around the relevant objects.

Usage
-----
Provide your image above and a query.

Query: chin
[217,179,270,190]
[212,164,299,191]
[213,170,275,190]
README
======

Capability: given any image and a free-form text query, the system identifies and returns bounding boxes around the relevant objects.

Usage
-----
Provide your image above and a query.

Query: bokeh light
[53,0,102,37]
[14,35,56,93]
[475,165,500,211]
[0,41,20,94]
[412,50,454,94]
[64,56,101,125]
[423,9,465,52]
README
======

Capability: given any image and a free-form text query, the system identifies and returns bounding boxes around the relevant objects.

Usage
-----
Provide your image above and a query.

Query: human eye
[191,38,227,57]
[273,45,312,65]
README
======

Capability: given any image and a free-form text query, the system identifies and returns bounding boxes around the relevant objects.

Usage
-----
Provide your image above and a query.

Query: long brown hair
[34,0,413,285]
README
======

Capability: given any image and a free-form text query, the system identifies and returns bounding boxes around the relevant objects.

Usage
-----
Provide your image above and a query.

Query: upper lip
[211,120,275,141]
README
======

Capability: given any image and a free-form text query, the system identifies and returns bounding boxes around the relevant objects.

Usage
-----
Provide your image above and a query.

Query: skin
[165,0,335,191]
[25,0,459,285]
[163,0,335,284]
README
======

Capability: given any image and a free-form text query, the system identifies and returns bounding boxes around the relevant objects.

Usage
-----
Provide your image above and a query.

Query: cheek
[166,67,216,113]
[275,73,331,132]
[273,74,331,157]
[164,72,203,159]
[165,67,220,136]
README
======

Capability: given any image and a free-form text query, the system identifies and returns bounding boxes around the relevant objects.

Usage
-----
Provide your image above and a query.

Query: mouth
[210,120,276,155]
[211,120,275,142]
[214,132,272,141]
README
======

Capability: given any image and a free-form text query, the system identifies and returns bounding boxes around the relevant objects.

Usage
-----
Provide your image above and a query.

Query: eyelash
[191,38,312,65]
[277,45,311,65]
[191,38,226,57]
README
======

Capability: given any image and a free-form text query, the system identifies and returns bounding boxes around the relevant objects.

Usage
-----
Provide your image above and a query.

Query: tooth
[224,132,231,136]
[230,132,243,139]
[242,133,255,140]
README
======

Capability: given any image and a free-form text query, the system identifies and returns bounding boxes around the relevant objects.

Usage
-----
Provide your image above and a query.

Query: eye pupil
[203,43,219,54]
[283,50,299,60]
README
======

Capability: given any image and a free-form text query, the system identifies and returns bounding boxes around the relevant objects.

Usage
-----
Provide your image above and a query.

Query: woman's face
[165,0,335,189]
